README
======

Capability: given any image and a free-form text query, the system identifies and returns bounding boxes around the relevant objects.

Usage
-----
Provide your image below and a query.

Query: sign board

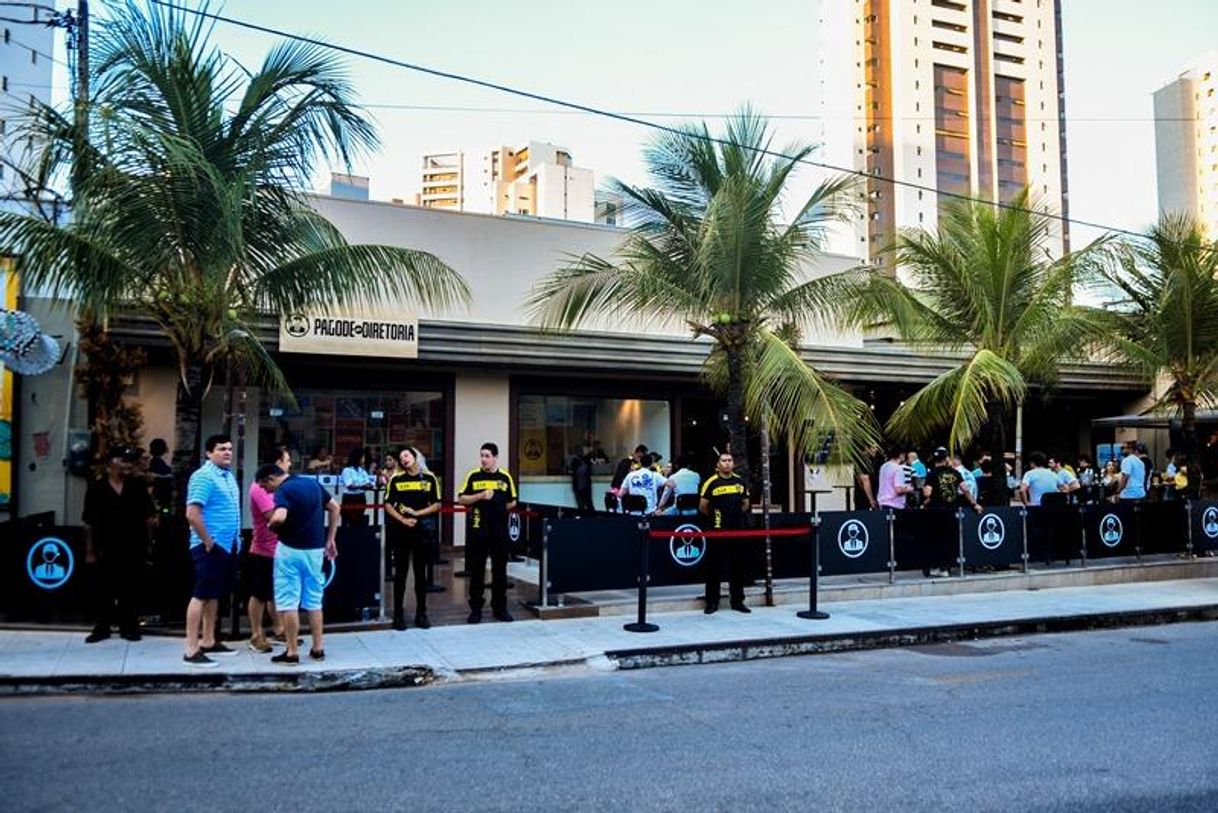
[818,510,891,576]
[1083,504,1138,559]
[279,304,417,359]
[1192,501,1218,554]
[962,507,1026,567]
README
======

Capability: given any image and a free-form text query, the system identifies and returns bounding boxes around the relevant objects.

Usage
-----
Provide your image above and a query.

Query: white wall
[452,372,510,546]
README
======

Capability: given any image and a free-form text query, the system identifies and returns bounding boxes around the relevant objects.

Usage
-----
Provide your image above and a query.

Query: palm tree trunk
[988,402,1010,506]
[724,346,751,485]
[171,359,206,511]
[1182,397,1199,483]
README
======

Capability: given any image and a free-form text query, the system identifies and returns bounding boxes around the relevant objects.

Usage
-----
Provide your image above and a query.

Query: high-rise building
[0,14,55,212]
[819,0,1070,267]
[415,141,595,222]
[1153,53,1218,237]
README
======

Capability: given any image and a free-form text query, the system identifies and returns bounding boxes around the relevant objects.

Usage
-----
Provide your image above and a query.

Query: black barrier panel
[3,526,89,623]
[892,509,959,573]
[1083,504,1139,559]
[547,515,640,594]
[962,506,1026,568]
[1192,501,1218,554]
[516,503,567,560]
[646,514,812,588]
[322,526,382,623]
[1026,505,1084,564]
[1138,502,1189,555]
[818,511,890,577]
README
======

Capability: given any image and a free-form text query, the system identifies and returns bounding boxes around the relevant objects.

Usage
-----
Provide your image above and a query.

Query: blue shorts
[274,546,325,612]
[191,544,233,600]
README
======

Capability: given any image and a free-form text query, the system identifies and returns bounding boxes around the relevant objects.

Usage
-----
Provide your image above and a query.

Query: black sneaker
[467,609,482,624]
[183,651,218,668]
[392,612,407,631]
[704,603,719,615]
[120,630,143,642]
[85,630,111,644]
[308,649,325,662]
[271,651,299,666]
[730,602,752,614]
[492,609,514,623]
[202,642,237,656]
[414,614,431,630]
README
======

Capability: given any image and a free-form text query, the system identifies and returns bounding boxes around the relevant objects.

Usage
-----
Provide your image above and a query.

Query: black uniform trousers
[91,551,141,636]
[703,535,746,608]
[466,530,508,613]
[387,524,430,616]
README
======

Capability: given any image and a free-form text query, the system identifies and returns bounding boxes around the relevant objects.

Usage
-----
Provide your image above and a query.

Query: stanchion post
[623,518,659,633]
[1020,508,1029,574]
[797,517,829,620]
[378,522,387,622]
[1134,504,1143,564]
[1186,500,1195,557]
[956,508,966,578]
[539,518,550,609]
[886,509,896,584]
[1078,505,1088,567]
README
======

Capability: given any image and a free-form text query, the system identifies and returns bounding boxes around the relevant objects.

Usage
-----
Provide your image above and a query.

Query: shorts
[244,552,275,603]
[191,544,233,600]
[274,546,325,612]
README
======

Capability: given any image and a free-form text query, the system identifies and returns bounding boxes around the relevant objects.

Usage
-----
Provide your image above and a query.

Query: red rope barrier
[339,503,540,518]
[648,526,810,539]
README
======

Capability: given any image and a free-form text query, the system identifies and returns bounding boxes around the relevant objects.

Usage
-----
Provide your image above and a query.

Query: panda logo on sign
[838,519,869,559]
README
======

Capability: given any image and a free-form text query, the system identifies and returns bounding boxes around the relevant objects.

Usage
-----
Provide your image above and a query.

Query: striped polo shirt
[186,460,241,551]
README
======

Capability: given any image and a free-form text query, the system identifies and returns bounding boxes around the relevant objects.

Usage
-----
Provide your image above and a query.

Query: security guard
[457,441,518,623]
[699,451,751,614]
[384,447,441,630]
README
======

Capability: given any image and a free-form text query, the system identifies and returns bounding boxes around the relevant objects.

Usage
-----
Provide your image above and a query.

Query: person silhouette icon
[1204,508,1218,538]
[839,521,868,557]
[34,542,66,581]
[1101,516,1122,545]
[981,516,1003,547]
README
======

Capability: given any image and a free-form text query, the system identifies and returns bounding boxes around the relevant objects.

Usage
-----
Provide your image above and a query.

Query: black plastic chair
[621,494,648,515]
[675,493,700,515]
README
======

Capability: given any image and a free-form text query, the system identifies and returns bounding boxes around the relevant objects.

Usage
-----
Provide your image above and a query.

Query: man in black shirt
[699,451,752,614]
[457,442,518,623]
[921,447,982,577]
[384,446,442,630]
[82,448,156,643]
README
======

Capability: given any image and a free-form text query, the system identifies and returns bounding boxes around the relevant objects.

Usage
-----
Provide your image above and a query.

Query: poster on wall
[0,258,15,514]
[519,429,547,475]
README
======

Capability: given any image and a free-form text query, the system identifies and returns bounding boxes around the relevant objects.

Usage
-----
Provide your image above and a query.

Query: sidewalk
[2,577,1216,695]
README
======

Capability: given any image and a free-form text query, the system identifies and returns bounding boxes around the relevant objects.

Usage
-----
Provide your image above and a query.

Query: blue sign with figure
[26,537,74,591]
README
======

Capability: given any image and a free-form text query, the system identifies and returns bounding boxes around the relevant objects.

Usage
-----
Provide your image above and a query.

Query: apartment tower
[1153,54,1218,237]
[820,0,1070,267]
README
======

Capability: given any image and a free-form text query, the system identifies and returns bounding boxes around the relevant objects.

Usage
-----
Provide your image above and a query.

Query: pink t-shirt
[876,460,907,509]
[249,483,278,557]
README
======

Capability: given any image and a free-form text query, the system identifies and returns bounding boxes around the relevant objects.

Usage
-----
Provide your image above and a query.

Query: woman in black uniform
[383,447,441,630]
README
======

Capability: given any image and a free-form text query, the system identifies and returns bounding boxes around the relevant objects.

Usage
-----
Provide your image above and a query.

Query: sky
[54,0,1218,251]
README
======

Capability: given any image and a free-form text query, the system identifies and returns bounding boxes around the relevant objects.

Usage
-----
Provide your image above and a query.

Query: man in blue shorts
[183,434,241,667]
[265,466,340,665]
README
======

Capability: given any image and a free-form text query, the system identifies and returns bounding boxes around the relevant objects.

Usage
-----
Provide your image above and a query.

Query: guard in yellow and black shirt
[699,451,751,614]
[384,447,442,630]
[457,441,518,623]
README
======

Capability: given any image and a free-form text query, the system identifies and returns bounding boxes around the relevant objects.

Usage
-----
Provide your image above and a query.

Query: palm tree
[1098,212,1218,477]
[526,111,878,482]
[846,190,1105,502]
[0,2,469,491]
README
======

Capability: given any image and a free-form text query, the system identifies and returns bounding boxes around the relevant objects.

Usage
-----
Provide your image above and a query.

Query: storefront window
[517,394,670,506]
[260,388,445,478]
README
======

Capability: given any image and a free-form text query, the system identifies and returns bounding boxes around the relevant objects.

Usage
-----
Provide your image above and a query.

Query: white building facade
[1154,54,1218,236]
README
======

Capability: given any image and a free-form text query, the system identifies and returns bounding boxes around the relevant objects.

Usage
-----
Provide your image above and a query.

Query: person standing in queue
[183,435,241,667]
[384,447,441,630]
[82,448,156,643]
[699,451,751,614]
[339,447,376,526]
[457,442,517,624]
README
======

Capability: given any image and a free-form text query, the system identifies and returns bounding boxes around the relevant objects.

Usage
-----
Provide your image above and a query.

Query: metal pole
[760,413,774,607]
[797,518,829,620]
[1186,500,1194,558]
[957,509,966,578]
[887,510,896,584]
[1079,506,1088,568]
[539,519,550,609]
[1021,508,1029,574]
[379,522,386,622]
[71,1,89,197]
[623,519,658,632]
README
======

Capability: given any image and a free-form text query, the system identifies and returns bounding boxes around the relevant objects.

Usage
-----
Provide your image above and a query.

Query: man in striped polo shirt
[183,434,241,667]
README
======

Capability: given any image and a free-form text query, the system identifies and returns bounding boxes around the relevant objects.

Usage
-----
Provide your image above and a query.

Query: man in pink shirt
[876,448,913,510]
[247,463,287,652]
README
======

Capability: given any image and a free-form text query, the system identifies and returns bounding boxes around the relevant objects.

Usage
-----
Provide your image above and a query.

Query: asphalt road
[2,622,1216,812]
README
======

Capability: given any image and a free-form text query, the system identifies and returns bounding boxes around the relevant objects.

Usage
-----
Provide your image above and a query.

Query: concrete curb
[0,664,434,697]
[604,604,1218,669]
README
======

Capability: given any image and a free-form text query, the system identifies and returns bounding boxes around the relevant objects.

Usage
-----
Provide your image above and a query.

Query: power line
[7,31,69,67]
[139,0,1199,246]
